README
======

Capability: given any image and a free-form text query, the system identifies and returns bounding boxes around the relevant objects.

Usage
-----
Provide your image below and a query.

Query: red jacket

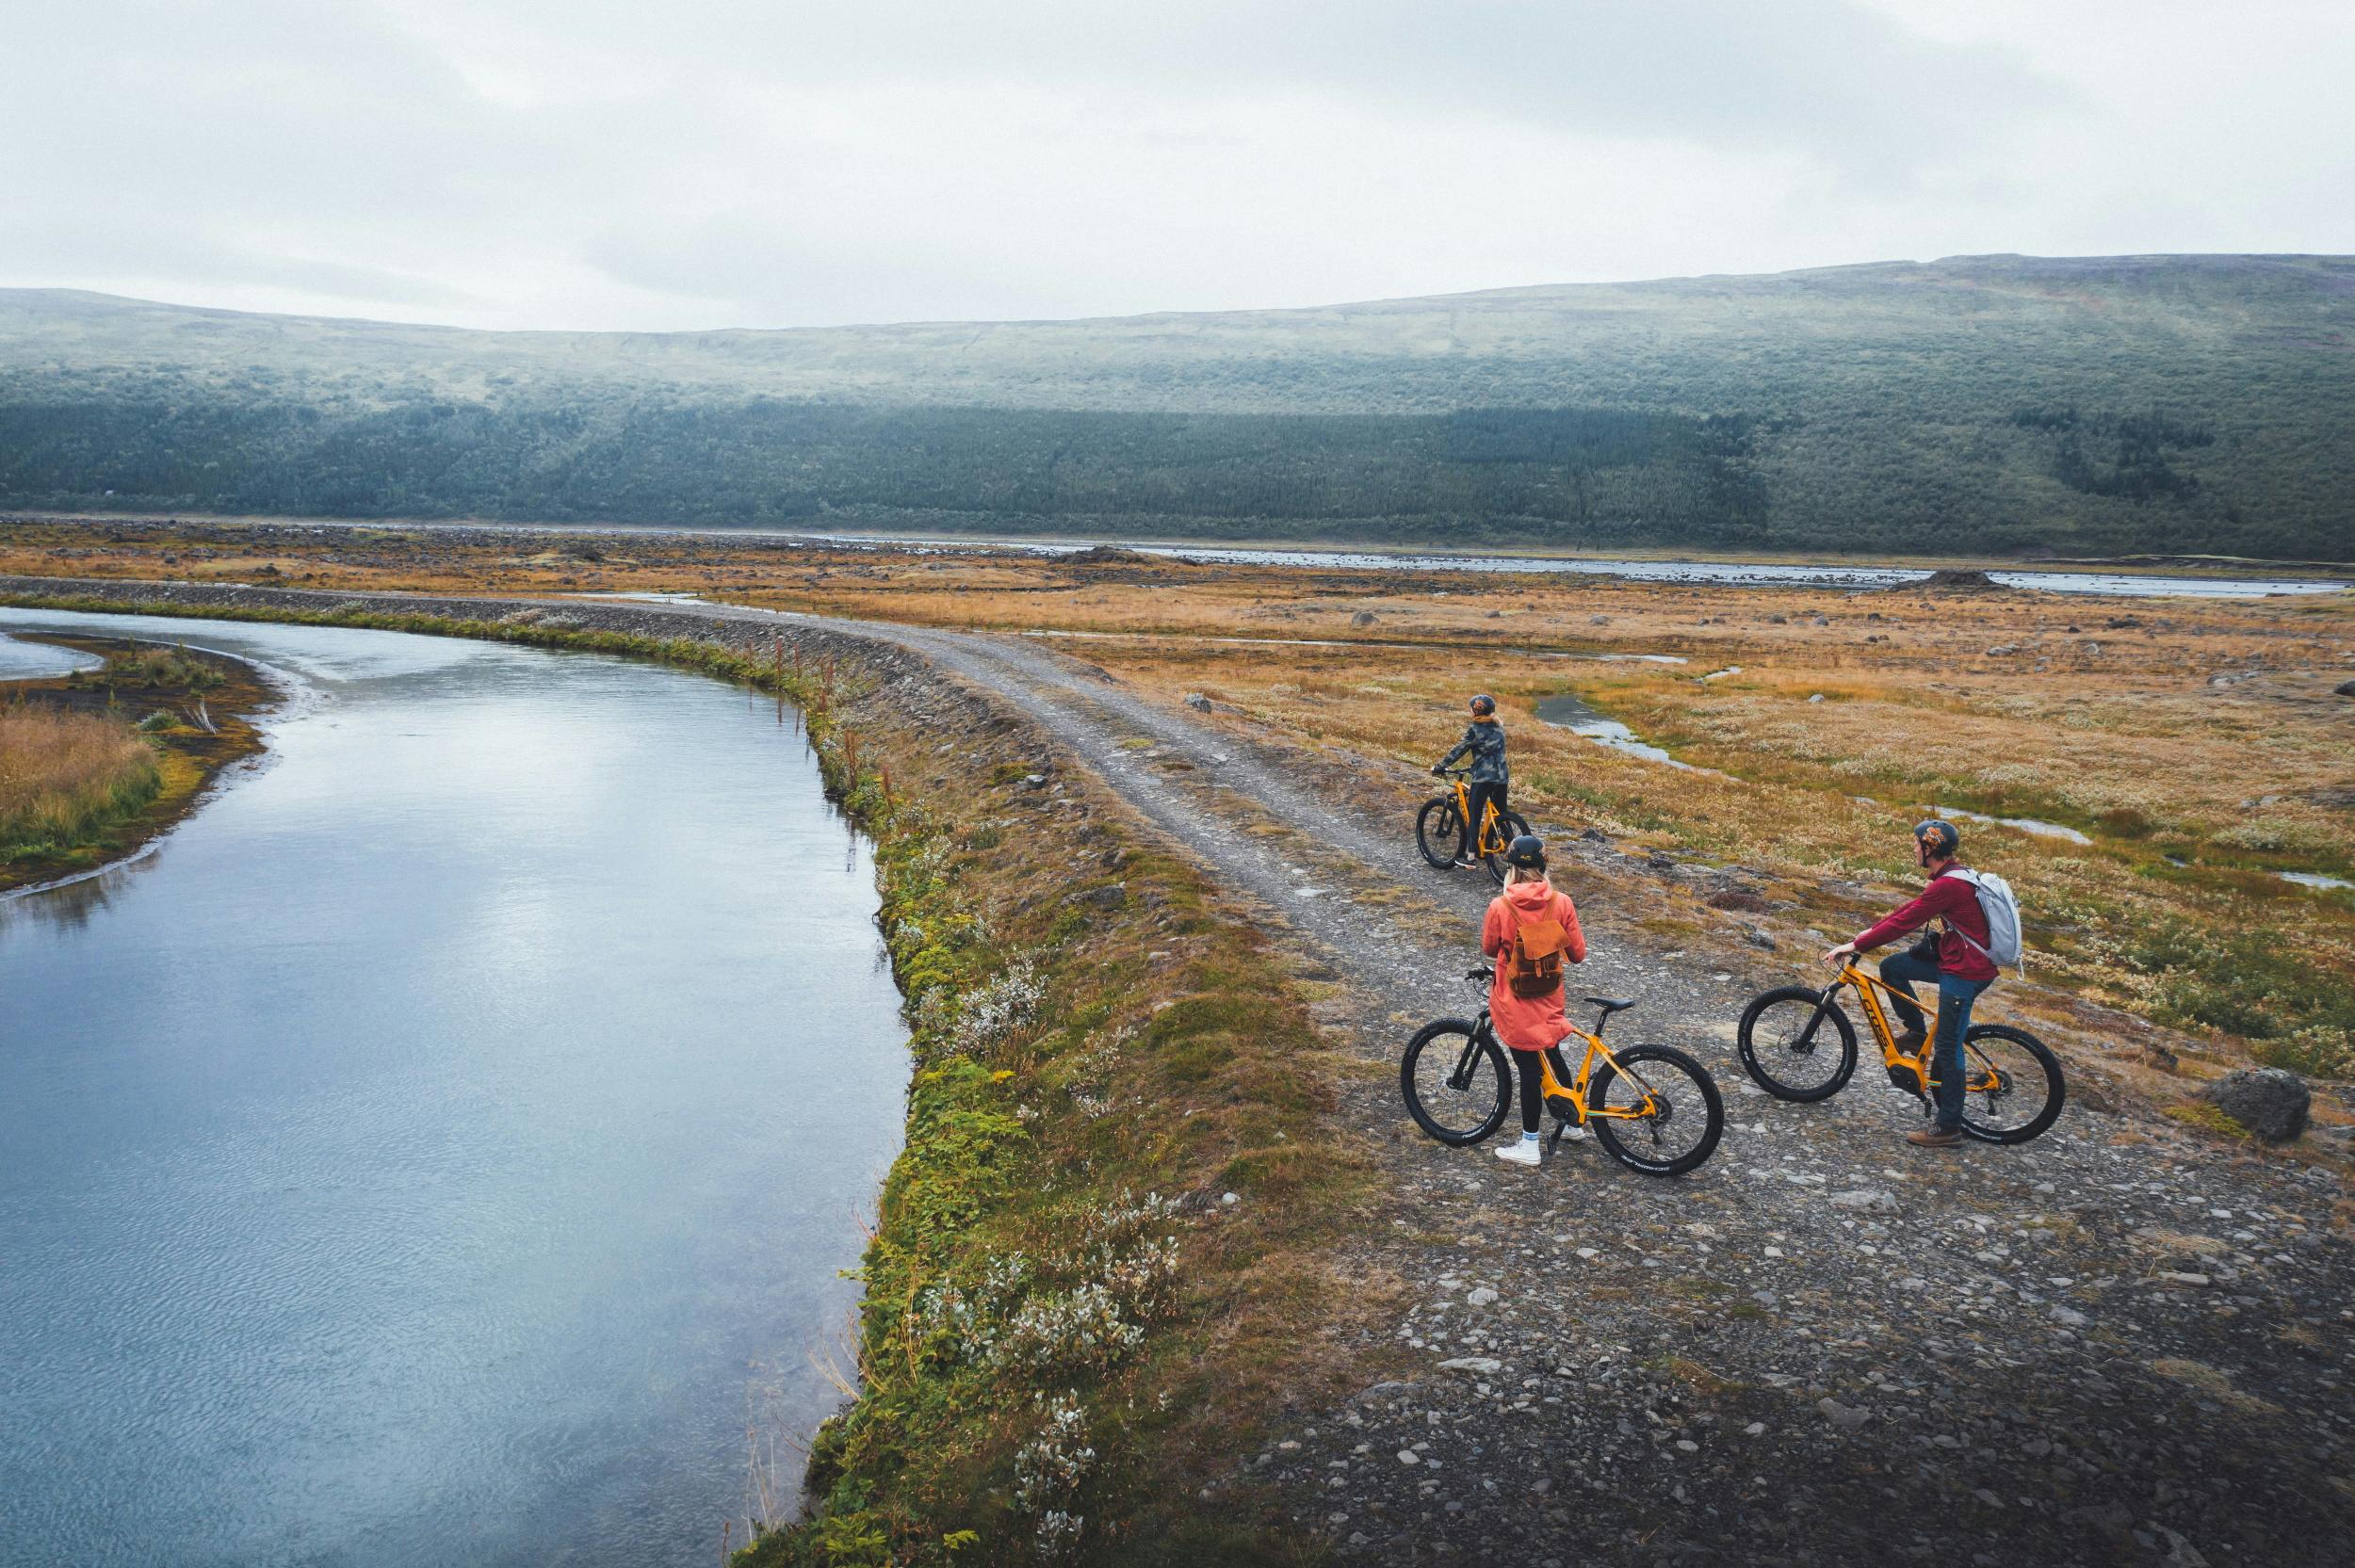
[1854,867,1998,982]
[1482,880,1588,1051]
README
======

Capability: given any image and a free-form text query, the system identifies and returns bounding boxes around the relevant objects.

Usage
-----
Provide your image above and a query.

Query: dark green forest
[0,394,1786,548]
[5,254,2350,558]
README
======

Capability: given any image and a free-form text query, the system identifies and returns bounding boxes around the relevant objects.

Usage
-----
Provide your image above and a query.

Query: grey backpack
[1947,869,2023,969]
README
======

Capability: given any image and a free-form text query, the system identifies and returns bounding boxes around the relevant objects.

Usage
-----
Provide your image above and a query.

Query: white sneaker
[1556,1124,1589,1142]
[1494,1137,1542,1167]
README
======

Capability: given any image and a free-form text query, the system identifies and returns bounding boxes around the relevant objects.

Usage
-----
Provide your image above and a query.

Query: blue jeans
[1878,944,1991,1134]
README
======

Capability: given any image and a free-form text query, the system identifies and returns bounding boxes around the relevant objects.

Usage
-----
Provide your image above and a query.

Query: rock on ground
[2202,1067,2311,1142]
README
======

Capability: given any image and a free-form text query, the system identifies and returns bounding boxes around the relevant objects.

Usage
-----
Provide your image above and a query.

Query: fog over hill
[5,253,2350,558]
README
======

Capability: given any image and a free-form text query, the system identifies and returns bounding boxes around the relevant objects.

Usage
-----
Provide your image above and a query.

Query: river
[0,610,907,1568]
[813,534,2347,597]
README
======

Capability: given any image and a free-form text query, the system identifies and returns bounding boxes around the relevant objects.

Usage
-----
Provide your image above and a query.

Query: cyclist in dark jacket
[1434,695,1508,868]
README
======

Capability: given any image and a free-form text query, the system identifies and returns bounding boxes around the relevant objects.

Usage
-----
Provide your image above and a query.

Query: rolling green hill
[3,254,2350,558]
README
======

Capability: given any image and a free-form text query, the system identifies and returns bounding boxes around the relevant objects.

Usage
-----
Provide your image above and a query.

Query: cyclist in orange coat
[1481,835,1588,1168]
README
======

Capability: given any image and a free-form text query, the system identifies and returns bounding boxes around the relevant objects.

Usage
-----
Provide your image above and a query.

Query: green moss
[2162,1102,2252,1140]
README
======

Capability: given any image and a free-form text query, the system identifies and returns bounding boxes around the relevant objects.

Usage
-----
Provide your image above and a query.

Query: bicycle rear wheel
[1587,1043,1724,1175]
[1416,798,1466,868]
[1736,986,1859,1102]
[1400,1020,1511,1145]
[1956,1025,2066,1144]
[1482,811,1532,884]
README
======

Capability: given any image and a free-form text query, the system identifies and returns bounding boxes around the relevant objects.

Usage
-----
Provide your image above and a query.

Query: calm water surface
[0,610,907,1568]
[811,534,2347,597]
[0,631,101,678]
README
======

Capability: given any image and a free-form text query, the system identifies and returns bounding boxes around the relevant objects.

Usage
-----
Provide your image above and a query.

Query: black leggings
[1513,1045,1574,1133]
[1465,781,1509,854]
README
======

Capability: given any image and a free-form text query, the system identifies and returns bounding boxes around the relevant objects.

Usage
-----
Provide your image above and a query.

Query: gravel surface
[12,574,2352,1566]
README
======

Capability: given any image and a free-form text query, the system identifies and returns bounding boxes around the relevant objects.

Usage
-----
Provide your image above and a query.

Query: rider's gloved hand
[1430,764,1445,775]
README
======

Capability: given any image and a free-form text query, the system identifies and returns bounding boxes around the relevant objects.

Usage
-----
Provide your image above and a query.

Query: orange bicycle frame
[1532,1026,1659,1123]
[1450,776,1507,858]
[1835,963,2001,1096]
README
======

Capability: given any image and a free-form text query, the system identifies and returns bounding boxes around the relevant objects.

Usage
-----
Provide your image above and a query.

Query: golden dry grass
[10,516,2352,1074]
[0,705,161,858]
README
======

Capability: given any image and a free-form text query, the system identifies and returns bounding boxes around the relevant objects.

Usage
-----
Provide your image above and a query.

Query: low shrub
[0,705,161,859]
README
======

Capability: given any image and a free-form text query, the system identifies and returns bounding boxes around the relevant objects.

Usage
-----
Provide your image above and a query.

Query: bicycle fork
[1792,981,1845,1054]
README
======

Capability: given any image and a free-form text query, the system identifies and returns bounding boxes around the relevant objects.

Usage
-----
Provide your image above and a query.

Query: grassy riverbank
[0,586,1371,1563]
[1,636,268,889]
[0,705,159,860]
[753,674,1370,1566]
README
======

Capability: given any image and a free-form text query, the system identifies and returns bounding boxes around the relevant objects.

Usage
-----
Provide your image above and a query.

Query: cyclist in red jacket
[1819,820,1996,1148]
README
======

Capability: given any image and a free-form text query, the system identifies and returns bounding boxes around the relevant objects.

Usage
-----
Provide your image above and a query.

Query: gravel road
[10,576,2351,1567]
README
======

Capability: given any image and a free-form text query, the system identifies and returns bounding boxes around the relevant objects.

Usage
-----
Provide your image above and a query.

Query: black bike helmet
[1913,818,1961,859]
[1470,694,1496,716]
[1504,833,1546,870]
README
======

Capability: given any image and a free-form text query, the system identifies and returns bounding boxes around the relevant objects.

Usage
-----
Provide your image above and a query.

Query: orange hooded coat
[1481,878,1588,1051]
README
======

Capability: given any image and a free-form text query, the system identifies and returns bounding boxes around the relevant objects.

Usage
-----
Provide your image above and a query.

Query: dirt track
[8,575,2352,1567]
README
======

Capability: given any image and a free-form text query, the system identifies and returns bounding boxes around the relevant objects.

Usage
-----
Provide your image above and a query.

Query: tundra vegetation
[10,516,2345,1091]
[5,252,2353,557]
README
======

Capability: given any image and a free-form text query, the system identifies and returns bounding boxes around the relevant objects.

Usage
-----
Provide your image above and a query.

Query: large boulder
[2201,1067,2311,1142]
[1916,568,2004,593]
[1063,544,1153,566]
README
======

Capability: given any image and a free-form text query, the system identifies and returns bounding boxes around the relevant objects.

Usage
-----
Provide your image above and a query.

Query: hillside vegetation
[3,253,2350,558]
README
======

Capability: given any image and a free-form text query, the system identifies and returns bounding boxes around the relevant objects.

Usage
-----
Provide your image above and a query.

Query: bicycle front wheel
[1416,798,1466,868]
[1587,1043,1725,1175]
[1956,1025,2066,1144]
[1400,1020,1511,1146]
[1482,811,1532,884]
[1737,986,1859,1102]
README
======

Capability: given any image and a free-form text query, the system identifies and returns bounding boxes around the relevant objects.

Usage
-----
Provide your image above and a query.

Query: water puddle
[1699,665,1745,681]
[1927,804,2093,845]
[2279,871,2355,892]
[1535,692,1730,776]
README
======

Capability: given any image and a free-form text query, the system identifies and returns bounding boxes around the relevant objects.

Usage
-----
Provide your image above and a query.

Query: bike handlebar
[1464,966,1490,982]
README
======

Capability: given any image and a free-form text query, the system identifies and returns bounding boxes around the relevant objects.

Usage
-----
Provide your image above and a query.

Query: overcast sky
[7,1,2350,331]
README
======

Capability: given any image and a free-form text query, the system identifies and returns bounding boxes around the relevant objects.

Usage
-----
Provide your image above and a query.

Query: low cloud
[0,0,2345,330]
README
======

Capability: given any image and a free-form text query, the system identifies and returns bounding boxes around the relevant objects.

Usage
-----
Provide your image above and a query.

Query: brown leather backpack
[1504,898,1572,998]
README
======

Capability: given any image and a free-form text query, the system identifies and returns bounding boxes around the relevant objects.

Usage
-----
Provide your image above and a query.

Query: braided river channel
[0,609,907,1568]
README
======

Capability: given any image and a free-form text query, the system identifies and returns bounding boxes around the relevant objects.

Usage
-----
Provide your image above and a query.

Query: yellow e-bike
[1736,962,2064,1143]
[1401,974,1725,1175]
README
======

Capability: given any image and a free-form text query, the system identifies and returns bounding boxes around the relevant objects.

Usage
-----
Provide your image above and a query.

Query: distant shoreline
[8,510,2349,582]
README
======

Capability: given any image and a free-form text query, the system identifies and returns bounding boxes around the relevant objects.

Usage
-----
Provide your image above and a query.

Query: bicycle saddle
[1584,996,1637,1016]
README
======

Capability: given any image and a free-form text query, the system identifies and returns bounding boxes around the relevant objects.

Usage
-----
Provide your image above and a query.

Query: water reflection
[0,856,149,930]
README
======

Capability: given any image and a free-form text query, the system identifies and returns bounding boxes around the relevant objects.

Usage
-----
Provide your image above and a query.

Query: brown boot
[1892,1026,1927,1054]
[1907,1127,1962,1148]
